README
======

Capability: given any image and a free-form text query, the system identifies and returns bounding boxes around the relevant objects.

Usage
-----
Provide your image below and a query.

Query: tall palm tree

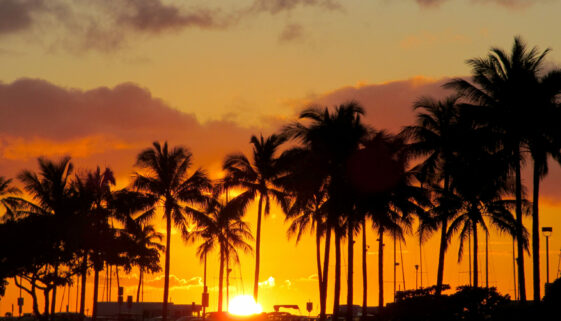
[18,156,74,317]
[222,134,289,301]
[402,95,460,295]
[133,141,211,321]
[353,132,428,308]
[187,189,254,312]
[525,68,561,299]
[446,36,550,301]
[284,102,369,321]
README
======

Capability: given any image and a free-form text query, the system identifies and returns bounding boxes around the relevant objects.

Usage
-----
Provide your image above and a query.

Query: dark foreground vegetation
[2,36,561,321]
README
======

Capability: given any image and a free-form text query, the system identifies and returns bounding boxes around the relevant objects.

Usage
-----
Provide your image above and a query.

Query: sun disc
[228,295,263,316]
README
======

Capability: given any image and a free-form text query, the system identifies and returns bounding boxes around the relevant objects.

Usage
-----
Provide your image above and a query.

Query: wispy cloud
[278,24,305,43]
[415,0,551,9]
[0,0,342,53]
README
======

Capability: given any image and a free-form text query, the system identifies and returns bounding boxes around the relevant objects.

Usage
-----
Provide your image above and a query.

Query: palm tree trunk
[320,225,331,321]
[361,220,367,320]
[92,269,100,320]
[436,173,450,296]
[136,269,142,303]
[218,244,225,312]
[333,229,341,320]
[253,194,264,302]
[163,208,172,321]
[43,288,50,317]
[473,220,478,288]
[346,221,354,321]
[51,264,58,317]
[532,162,540,301]
[32,282,40,317]
[80,253,87,315]
[378,228,384,307]
[315,223,324,310]
[515,151,526,301]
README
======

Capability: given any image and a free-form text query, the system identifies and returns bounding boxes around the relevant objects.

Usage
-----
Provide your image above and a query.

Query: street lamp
[542,227,553,284]
[414,265,419,290]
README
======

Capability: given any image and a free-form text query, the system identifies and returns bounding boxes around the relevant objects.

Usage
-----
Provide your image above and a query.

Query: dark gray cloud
[0,0,44,34]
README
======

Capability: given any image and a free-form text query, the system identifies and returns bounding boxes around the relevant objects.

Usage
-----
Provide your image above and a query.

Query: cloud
[0,0,342,52]
[278,24,305,43]
[258,276,275,288]
[296,76,453,134]
[144,274,202,290]
[415,0,551,9]
[0,78,257,181]
[415,0,448,8]
[249,0,342,14]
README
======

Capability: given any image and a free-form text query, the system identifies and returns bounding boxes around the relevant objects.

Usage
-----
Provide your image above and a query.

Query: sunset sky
[2,0,561,316]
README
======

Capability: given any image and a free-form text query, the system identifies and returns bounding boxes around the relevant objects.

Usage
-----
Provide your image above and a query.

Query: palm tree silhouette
[187,188,254,312]
[133,142,211,321]
[127,223,164,302]
[0,176,22,222]
[353,132,428,308]
[222,134,289,302]
[402,95,460,295]
[447,115,527,287]
[446,36,550,301]
[133,141,211,321]
[284,102,369,321]
[18,156,74,317]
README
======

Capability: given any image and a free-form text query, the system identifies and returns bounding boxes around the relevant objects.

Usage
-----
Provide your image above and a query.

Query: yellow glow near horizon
[228,295,263,316]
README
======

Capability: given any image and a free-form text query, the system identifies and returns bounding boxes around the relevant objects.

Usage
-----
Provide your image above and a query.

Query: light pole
[414,265,419,290]
[542,227,552,284]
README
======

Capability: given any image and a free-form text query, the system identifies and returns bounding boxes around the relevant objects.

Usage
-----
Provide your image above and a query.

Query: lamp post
[414,265,419,290]
[542,227,552,284]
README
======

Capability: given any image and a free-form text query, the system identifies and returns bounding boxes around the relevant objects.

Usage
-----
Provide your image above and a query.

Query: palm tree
[446,36,551,301]
[18,156,74,317]
[402,95,460,295]
[222,134,289,301]
[525,68,561,300]
[284,102,369,321]
[73,167,117,321]
[187,189,254,312]
[127,223,164,302]
[353,132,428,308]
[133,141,211,321]
[0,176,22,222]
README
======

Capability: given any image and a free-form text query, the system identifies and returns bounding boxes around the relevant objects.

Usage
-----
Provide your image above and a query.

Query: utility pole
[485,232,489,288]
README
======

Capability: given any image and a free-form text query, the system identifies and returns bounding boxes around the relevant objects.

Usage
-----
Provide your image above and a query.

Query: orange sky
[2,0,561,316]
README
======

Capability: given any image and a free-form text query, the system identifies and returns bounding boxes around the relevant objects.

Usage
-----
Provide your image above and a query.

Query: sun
[228,295,263,316]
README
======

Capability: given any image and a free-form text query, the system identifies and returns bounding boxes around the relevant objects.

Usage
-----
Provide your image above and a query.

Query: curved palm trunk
[51,264,58,317]
[346,221,354,321]
[80,254,87,315]
[361,220,367,320]
[333,229,341,320]
[218,244,225,312]
[163,208,172,321]
[436,176,450,296]
[315,224,324,311]
[253,194,264,301]
[514,154,526,301]
[319,225,331,321]
[472,220,478,288]
[43,288,50,318]
[92,269,100,321]
[136,269,143,302]
[532,163,540,301]
[378,228,384,307]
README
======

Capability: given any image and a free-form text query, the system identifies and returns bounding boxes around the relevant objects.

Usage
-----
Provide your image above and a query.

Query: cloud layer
[0,0,342,52]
